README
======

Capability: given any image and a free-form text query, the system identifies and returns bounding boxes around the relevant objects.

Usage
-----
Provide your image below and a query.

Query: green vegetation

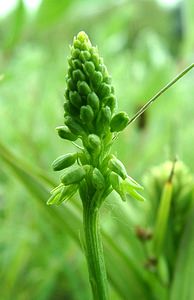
[1,1,194,300]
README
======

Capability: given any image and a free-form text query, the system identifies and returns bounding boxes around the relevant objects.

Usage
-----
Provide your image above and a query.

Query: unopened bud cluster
[48,31,144,206]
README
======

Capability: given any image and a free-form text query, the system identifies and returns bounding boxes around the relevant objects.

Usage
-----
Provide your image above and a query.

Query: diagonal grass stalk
[127,63,194,126]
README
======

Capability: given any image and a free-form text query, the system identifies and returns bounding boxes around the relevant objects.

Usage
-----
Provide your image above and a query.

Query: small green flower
[108,156,128,179]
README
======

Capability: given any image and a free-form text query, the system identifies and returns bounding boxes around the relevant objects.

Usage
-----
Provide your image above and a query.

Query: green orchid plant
[47,31,144,300]
[47,31,194,300]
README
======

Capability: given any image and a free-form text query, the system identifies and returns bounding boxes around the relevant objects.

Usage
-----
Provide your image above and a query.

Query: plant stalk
[128,63,194,126]
[83,194,109,300]
[153,160,176,257]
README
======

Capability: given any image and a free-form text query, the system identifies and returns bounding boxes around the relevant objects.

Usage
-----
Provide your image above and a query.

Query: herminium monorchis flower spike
[47,31,145,206]
[47,32,194,299]
[48,31,145,300]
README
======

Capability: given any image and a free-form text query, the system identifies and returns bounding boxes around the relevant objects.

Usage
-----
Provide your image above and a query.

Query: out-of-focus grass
[1,0,194,299]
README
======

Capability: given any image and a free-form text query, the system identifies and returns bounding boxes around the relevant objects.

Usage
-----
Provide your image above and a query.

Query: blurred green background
[1,0,194,299]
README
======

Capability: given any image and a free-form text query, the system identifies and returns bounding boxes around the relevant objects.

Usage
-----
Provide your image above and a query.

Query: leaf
[3,0,26,50]
[0,141,81,242]
[170,204,194,300]
[153,181,173,257]
[35,0,73,30]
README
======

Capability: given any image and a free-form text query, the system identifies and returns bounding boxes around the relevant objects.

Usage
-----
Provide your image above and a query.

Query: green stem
[83,193,109,300]
[128,63,194,126]
[153,160,176,257]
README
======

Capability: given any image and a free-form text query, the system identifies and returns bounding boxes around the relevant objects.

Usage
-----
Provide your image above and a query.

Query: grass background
[0,0,194,299]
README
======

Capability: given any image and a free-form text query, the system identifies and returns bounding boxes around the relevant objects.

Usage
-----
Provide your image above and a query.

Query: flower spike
[48,31,145,300]
[48,31,144,206]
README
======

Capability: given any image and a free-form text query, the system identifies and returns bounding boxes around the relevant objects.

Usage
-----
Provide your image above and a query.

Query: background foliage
[0,0,194,299]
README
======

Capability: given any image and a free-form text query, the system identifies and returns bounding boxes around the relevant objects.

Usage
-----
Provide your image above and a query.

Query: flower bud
[67,67,73,78]
[96,106,111,134]
[56,126,77,141]
[108,156,127,179]
[99,64,108,78]
[77,81,91,96]
[91,71,103,88]
[103,95,116,112]
[69,91,82,109]
[64,116,84,135]
[61,166,86,185]
[71,48,80,59]
[92,168,105,190]
[80,105,94,123]
[72,59,82,69]
[64,101,79,116]
[110,111,129,132]
[52,153,77,171]
[83,61,95,75]
[73,39,82,49]
[64,88,69,100]
[88,134,101,150]
[77,31,91,44]
[72,69,85,82]
[63,101,70,114]
[67,78,75,91]
[79,50,91,62]
[98,83,111,98]
[104,76,112,84]
[87,92,99,111]
[92,53,100,66]
[78,150,90,165]
[68,57,73,68]
[90,46,97,55]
